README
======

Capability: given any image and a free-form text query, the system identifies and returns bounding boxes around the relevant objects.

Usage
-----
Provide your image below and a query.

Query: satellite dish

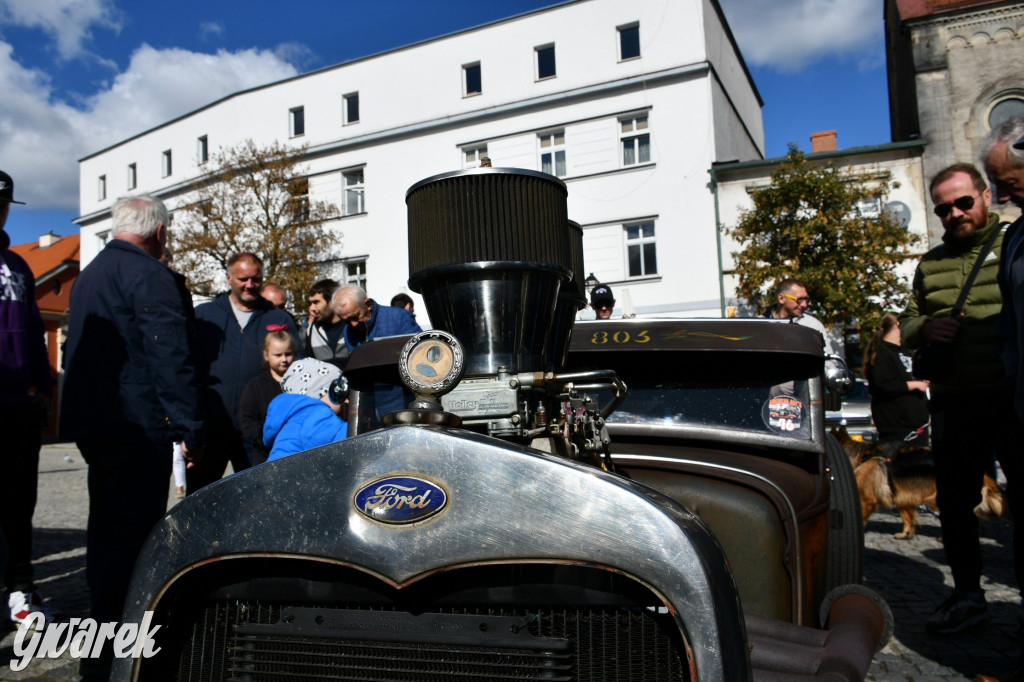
[886,201,911,229]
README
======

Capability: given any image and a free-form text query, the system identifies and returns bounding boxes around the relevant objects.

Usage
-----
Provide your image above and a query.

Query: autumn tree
[172,139,341,302]
[725,145,918,335]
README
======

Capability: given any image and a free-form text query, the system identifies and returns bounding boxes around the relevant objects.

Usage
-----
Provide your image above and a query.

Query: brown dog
[830,424,879,470]
[855,446,1010,539]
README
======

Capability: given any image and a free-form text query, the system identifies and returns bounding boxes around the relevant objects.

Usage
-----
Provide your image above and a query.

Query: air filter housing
[407,168,571,376]
[545,220,587,371]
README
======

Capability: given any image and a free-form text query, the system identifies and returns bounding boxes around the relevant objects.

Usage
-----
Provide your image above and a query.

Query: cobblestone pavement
[1,444,1020,681]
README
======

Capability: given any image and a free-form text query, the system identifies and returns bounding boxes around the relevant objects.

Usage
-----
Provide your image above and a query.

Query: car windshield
[606,377,812,439]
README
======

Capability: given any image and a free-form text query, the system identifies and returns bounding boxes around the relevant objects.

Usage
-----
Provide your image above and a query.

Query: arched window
[988,96,1024,130]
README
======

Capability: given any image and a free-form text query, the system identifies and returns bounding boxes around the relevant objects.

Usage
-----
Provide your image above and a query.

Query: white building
[76,0,764,318]
[713,135,930,318]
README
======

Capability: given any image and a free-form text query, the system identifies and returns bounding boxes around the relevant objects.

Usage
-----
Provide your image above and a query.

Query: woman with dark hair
[863,312,931,446]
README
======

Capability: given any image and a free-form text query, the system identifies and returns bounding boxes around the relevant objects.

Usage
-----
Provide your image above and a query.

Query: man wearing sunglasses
[764,278,836,354]
[900,162,1021,638]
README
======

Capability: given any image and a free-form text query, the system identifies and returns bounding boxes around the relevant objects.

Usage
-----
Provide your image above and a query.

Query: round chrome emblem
[354,475,448,524]
[398,330,465,397]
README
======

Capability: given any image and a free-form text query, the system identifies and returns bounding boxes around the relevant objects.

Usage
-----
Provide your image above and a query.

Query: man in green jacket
[900,163,1022,636]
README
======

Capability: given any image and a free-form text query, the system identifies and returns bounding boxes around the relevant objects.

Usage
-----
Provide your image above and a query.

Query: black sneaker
[926,591,988,634]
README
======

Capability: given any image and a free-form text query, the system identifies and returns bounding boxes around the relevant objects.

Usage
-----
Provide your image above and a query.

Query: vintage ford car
[115,168,889,681]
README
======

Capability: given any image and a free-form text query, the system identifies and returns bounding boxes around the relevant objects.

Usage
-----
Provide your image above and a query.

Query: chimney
[38,231,61,249]
[810,130,837,153]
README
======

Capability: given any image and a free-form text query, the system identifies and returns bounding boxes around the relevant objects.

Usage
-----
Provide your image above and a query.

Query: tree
[172,139,341,302]
[725,145,918,335]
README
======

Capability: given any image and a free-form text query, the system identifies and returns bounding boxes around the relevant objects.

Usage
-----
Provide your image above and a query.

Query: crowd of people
[2,116,1024,680]
[0,180,421,680]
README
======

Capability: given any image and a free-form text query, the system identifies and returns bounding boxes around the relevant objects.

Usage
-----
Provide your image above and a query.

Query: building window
[463,62,481,97]
[539,132,566,177]
[625,222,657,277]
[290,106,305,137]
[535,44,556,80]
[127,163,136,190]
[343,92,359,125]
[988,96,1024,130]
[345,259,367,289]
[294,184,310,222]
[618,23,640,60]
[198,135,209,164]
[162,150,172,177]
[97,175,106,200]
[620,115,650,166]
[343,169,365,216]
[463,145,487,169]
[854,195,882,219]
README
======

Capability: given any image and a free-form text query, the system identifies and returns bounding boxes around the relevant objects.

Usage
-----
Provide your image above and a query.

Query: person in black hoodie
[863,311,930,447]
[238,330,295,465]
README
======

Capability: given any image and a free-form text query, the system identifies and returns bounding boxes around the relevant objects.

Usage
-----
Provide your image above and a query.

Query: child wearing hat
[263,358,348,461]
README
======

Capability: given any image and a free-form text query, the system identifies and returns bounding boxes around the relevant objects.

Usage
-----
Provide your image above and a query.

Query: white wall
[77,0,763,320]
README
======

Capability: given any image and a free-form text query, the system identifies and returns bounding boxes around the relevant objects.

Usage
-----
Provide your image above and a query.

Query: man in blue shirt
[332,284,421,419]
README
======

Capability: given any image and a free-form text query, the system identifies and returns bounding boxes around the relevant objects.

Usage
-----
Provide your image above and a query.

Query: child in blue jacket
[264,358,348,461]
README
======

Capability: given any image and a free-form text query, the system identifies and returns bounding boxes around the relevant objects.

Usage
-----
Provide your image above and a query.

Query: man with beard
[899,163,1021,636]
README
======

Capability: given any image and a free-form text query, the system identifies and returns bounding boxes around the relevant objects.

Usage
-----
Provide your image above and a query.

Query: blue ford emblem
[354,476,447,524]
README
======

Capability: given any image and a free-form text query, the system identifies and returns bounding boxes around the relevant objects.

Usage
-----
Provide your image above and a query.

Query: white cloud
[199,21,223,40]
[718,0,882,72]
[0,0,121,60]
[0,41,299,210]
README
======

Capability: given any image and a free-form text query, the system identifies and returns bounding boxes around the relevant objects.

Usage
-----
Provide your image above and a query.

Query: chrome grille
[174,601,687,681]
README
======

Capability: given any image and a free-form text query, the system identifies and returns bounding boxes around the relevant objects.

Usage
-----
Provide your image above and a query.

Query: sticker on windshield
[763,395,804,433]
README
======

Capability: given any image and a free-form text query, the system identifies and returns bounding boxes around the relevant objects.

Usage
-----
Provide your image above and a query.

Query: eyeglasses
[781,293,810,305]
[933,194,978,219]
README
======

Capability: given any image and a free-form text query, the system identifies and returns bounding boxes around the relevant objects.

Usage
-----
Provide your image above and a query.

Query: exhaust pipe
[746,584,893,681]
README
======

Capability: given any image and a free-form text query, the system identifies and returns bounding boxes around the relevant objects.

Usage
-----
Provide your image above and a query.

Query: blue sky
[0,0,890,246]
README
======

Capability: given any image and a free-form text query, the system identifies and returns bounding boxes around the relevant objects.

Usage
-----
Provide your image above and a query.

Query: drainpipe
[709,166,727,317]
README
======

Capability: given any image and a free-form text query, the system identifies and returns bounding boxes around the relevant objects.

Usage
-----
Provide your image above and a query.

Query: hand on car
[922,314,963,343]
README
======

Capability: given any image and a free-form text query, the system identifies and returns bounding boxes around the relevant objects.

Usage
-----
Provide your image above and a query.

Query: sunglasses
[933,194,978,219]
[781,293,810,304]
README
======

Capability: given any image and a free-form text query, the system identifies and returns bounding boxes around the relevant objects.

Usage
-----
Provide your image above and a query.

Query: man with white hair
[985,118,1024,419]
[977,120,1024,682]
[61,194,205,681]
[332,284,421,418]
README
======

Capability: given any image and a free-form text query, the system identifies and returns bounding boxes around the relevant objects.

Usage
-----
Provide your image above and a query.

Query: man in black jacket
[976,118,1024,682]
[190,253,301,491]
[61,194,205,681]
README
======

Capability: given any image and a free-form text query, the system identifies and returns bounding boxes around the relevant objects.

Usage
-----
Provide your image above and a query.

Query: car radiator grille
[174,601,688,681]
